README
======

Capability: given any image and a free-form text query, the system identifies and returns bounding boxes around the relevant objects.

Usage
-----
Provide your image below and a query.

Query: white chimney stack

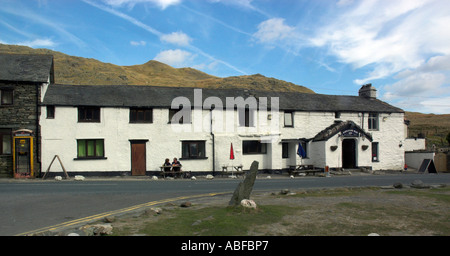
[359,83,377,99]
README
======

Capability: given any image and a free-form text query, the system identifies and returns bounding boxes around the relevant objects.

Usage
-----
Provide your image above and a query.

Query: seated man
[163,158,172,175]
[172,157,182,177]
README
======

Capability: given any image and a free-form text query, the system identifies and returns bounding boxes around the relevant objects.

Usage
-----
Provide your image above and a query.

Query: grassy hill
[1,44,448,147]
[405,112,450,148]
[0,43,313,93]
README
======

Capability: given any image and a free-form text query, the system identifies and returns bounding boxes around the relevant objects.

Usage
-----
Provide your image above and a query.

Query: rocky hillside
[0,43,314,93]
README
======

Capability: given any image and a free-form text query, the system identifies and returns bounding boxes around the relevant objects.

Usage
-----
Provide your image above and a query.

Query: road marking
[15,191,230,236]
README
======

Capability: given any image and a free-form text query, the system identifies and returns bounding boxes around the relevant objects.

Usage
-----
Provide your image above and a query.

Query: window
[368,113,379,130]
[243,140,266,154]
[77,139,105,159]
[239,108,254,127]
[284,111,294,127]
[0,89,13,105]
[47,105,55,119]
[182,141,206,159]
[282,142,289,158]
[0,129,12,155]
[130,108,152,123]
[335,112,341,118]
[372,142,379,162]
[169,108,191,124]
[78,107,100,122]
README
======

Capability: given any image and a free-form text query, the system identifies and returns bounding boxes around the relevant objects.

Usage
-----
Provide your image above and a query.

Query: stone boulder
[81,223,113,236]
[240,199,257,209]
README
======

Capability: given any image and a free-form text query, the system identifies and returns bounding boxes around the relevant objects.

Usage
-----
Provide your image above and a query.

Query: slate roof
[0,54,54,83]
[312,121,373,142]
[42,84,404,113]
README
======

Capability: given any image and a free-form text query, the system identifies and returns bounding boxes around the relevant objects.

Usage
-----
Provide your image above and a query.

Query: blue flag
[297,143,306,158]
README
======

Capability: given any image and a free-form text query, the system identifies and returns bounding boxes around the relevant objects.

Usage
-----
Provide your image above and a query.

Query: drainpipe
[210,109,215,176]
[36,83,41,178]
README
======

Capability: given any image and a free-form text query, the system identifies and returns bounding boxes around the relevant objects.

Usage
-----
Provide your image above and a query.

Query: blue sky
[1,0,449,114]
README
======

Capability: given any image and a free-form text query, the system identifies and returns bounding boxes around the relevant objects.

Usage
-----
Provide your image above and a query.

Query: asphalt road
[1,173,449,236]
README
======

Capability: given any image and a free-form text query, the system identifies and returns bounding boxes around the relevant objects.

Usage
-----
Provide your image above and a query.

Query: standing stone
[229,161,259,206]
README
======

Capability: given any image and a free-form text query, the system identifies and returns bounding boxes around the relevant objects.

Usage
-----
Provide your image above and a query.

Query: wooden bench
[221,165,244,177]
[160,166,183,178]
[288,165,322,176]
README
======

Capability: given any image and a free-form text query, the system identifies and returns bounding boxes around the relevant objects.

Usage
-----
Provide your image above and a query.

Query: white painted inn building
[40,83,407,177]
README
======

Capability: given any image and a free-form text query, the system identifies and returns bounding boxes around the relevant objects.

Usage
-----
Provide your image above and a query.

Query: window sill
[74,157,108,160]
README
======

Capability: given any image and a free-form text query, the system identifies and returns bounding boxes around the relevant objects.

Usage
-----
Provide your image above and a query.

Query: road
[1,173,449,236]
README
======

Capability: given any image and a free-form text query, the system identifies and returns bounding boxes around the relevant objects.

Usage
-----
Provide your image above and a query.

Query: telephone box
[13,129,34,178]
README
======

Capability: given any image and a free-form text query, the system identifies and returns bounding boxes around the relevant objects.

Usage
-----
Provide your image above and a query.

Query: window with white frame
[368,113,379,131]
[239,108,255,127]
[284,111,294,127]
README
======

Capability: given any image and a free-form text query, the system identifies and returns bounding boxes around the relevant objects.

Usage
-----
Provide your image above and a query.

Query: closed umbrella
[230,143,235,177]
[230,143,235,160]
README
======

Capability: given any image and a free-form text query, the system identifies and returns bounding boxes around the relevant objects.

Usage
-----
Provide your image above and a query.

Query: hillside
[405,112,450,148]
[0,44,313,93]
[1,44,448,147]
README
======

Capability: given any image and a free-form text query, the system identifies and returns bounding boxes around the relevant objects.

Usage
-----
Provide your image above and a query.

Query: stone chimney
[359,83,377,99]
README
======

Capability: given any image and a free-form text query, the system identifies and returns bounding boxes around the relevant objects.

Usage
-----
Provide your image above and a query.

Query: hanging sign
[341,129,359,137]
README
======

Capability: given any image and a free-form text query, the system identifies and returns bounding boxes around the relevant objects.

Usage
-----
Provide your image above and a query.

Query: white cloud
[153,49,194,67]
[253,18,295,44]
[419,96,450,114]
[210,0,270,17]
[160,31,192,46]
[383,72,446,98]
[304,0,450,113]
[130,40,146,46]
[311,0,450,81]
[102,0,181,10]
[18,38,56,48]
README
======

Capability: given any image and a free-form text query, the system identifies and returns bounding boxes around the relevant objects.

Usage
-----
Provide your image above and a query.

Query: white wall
[404,138,426,151]
[405,151,435,169]
[40,105,406,175]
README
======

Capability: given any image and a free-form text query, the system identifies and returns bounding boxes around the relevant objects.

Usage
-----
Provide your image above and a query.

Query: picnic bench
[220,165,244,177]
[288,165,323,176]
[160,165,183,178]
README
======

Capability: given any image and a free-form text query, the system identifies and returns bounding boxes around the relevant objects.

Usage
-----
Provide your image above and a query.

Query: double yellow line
[16,192,230,236]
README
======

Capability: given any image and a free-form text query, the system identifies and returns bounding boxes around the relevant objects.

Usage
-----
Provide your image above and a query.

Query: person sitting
[172,157,182,177]
[163,158,172,175]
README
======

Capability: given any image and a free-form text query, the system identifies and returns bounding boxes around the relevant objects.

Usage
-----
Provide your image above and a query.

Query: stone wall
[0,81,41,177]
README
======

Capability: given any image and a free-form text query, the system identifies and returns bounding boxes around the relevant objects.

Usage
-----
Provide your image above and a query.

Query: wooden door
[131,141,146,176]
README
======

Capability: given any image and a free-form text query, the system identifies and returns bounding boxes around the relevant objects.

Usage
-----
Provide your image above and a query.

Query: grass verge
[111,187,450,236]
